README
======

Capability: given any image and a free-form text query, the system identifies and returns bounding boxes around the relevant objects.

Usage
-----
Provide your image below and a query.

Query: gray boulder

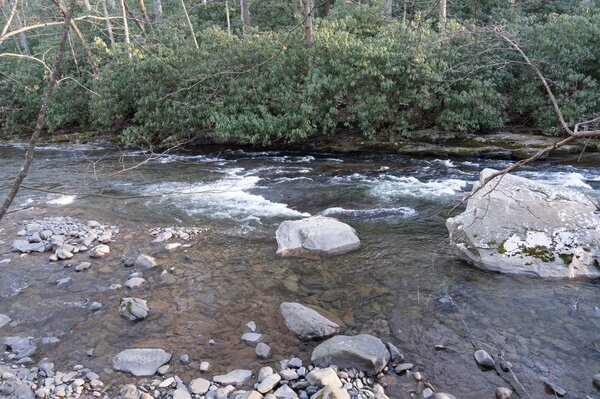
[113,348,171,376]
[311,334,390,374]
[275,216,360,258]
[279,302,341,339]
[446,168,600,278]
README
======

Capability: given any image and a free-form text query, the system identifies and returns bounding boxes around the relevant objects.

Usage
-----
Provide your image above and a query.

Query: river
[0,143,599,398]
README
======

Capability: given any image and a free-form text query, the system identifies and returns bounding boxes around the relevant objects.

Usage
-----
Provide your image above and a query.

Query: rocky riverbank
[0,215,519,399]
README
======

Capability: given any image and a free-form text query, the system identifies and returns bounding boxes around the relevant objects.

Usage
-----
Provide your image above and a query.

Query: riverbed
[0,143,599,398]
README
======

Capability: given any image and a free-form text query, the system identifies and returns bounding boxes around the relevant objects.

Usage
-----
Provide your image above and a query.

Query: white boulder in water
[275,216,360,258]
[446,168,600,278]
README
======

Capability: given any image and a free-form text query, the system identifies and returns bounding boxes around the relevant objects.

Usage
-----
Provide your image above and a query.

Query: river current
[0,143,599,398]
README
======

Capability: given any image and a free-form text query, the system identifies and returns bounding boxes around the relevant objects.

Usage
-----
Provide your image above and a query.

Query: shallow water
[1,144,600,398]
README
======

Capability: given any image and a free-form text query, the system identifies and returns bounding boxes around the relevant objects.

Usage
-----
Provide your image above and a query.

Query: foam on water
[518,171,593,190]
[320,207,417,219]
[47,195,76,205]
[371,176,470,200]
[144,175,309,221]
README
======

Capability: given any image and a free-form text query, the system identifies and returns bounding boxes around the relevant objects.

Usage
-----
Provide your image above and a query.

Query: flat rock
[242,332,262,346]
[113,348,171,376]
[275,216,360,258]
[446,168,600,278]
[11,240,45,253]
[311,334,390,374]
[279,302,341,339]
[213,369,252,386]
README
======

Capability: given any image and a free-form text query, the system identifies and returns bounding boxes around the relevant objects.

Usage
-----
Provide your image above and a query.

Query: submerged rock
[446,168,600,278]
[0,314,11,329]
[134,254,157,269]
[275,216,360,258]
[113,348,171,376]
[311,334,390,374]
[279,302,341,339]
[119,297,149,321]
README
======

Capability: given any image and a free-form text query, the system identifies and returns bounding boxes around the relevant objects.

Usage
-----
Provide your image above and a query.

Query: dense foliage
[0,0,599,144]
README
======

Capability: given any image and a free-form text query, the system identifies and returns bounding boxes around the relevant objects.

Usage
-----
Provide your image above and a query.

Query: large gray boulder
[446,169,600,279]
[311,334,390,374]
[113,348,171,376]
[279,302,341,339]
[275,216,360,258]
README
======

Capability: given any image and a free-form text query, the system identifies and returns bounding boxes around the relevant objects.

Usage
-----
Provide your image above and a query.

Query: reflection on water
[0,144,599,398]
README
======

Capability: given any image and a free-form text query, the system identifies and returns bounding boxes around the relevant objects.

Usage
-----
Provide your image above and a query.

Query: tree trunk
[102,0,115,46]
[13,12,30,54]
[225,0,231,34]
[0,0,76,221]
[240,0,250,35]
[138,0,151,30]
[123,0,146,34]
[384,0,392,18]
[121,0,131,59]
[301,0,313,48]
[51,0,98,77]
[179,0,198,48]
[439,0,446,32]
[152,0,162,21]
[323,0,333,16]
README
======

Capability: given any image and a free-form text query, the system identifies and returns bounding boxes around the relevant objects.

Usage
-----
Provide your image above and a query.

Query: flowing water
[0,143,599,398]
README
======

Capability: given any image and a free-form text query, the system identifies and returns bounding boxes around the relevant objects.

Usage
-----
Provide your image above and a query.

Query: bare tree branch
[0,0,76,221]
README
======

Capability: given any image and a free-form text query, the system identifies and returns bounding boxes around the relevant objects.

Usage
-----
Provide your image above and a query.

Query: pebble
[258,367,274,382]
[241,332,262,346]
[180,354,190,364]
[544,381,566,397]
[75,262,91,271]
[394,363,413,374]
[172,388,192,399]
[56,277,71,288]
[125,277,146,289]
[89,302,103,311]
[189,378,211,395]
[90,245,110,258]
[423,387,434,398]
[164,243,182,252]
[474,349,495,369]
[255,343,272,359]
[257,373,281,393]
[279,369,299,381]
[386,342,401,361]
[134,254,157,269]
[157,365,170,375]
[495,387,512,399]
[593,374,600,390]
[433,394,456,399]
